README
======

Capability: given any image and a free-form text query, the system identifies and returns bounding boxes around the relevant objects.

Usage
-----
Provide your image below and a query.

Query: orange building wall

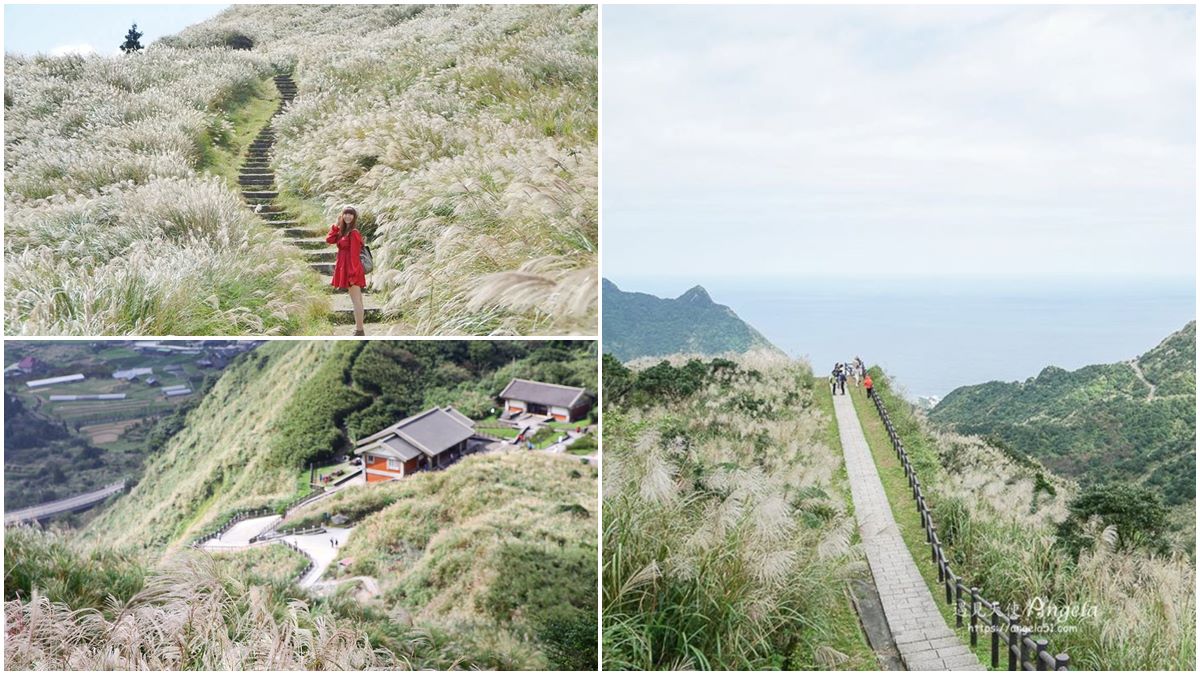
[365,455,403,482]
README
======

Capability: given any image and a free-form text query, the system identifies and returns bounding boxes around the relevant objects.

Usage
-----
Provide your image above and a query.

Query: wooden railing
[278,538,315,584]
[189,507,273,548]
[249,524,325,544]
[868,388,1070,671]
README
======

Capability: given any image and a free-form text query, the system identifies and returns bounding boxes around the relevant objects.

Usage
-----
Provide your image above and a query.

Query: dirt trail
[1127,359,1156,401]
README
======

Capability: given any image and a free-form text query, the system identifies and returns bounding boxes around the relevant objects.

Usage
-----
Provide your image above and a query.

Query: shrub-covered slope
[284,451,598,670]
[930,322,1196,506]
[83,340,596,553]
[866,368,1194,670]
[82,341,336,551]
[602,279,781,361]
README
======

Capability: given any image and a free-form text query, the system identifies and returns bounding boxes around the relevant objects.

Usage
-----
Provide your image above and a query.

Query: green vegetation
[197,75,281,188]
[855,369,1195,671]
[602,279,781,361]
[284,451,598,669]
[602,351,875,670]
[267,341,366,468]
[930,322,1195,508]
[211,543,310,586]
[4,527,147,613]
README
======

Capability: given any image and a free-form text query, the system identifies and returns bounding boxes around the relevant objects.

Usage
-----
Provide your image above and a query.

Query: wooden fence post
[969,587,979,646]
[1055,653,1070,671]
[990,603,1001,667]
[1035,638,1049,670]
[955,582,964,627]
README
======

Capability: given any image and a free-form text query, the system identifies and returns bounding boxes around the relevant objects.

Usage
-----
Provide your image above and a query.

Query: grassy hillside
[283,451,597,669]
[3,48,328,335]
[166,4,597,334]
[602,279,781,361]
[9,341,600,669]
[81,342,331,552]
[930,322,1196,507]
[602,352,875,670]
[82,340,596,553]
[6,4,595,336]
[7,455,595,669]
[863,368,1194,670]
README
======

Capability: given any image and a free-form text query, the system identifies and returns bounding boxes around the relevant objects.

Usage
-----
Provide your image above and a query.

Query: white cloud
[603,5,1196,281]
[48,43,96,57]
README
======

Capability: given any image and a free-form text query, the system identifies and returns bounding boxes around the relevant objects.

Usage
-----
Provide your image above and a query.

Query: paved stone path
[200,514,281,551]
[283,526,355,587]
[832,393,984,671]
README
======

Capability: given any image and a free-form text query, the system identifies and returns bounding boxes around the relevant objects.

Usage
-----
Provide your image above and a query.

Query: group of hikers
[830,357,872,397]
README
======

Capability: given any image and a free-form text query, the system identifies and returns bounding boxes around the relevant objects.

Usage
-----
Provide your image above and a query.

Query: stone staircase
[239,73,382,327]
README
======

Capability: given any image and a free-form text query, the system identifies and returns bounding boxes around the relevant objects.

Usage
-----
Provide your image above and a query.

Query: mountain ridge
[602,279,782,361]
[929,321,1196,506]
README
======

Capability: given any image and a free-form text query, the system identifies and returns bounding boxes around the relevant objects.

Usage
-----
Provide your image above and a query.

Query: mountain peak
[677,285,713,304]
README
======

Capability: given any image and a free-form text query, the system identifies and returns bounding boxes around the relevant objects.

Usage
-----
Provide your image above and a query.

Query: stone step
[289,237,328,250]
[267,220,302,228]
[310,261,334,275]
[261,212,294,221]
[242,190,279,199]
[283,226,324,238]
[306,249,338,263]
[239,172,274,178]
[253,205,286,214]
[239,177,274,186]
[242,164,272,171]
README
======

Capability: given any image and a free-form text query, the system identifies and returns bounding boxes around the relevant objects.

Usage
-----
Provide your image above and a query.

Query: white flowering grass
[4,48,327,335]
[168,4,597,335]
[603,356,873,669]
[867,373,1195,670]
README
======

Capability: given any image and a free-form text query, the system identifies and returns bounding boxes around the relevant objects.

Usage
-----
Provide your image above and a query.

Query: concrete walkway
[282,526,354,587]
[200,515,280,550]
[832,393,983,671]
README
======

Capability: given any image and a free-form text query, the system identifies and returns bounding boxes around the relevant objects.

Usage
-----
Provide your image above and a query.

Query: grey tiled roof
[356,406,475,458]
[498,378,590,408]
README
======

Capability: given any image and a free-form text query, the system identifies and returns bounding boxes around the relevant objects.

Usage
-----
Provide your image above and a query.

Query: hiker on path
[864,373,874,398]
[326,205,368,336]
[830,367,839,396]
[835,363,847,395]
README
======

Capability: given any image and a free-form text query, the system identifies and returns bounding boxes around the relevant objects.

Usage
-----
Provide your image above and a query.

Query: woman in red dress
[326,206,368,335]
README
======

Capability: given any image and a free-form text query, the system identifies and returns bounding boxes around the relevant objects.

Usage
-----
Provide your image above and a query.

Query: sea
[609,277,1197,401]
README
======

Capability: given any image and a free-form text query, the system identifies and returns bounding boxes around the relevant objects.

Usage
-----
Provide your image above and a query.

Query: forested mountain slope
[602,279,781,361]
[930,322,1195,506]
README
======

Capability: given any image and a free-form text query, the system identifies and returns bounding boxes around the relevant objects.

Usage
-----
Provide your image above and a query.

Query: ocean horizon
[607,277,1196,400]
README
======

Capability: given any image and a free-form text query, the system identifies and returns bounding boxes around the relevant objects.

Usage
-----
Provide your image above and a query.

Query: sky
[3,4,227,56]
[603,5,1196,285]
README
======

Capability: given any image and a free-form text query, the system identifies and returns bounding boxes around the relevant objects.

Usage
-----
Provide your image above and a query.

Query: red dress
[326,226,367,288]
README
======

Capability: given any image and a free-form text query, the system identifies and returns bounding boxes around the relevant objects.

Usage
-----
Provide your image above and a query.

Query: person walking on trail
[830,366,840,396]
[837,368,847,395]
[326,205,368,336]
[864,373,874,398]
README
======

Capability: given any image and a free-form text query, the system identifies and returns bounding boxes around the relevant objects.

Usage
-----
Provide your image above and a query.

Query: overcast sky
[4,4,226,57]
[603,5,1196,284]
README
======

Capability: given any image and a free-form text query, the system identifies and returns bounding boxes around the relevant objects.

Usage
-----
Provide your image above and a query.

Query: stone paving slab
[833,393,984,671]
